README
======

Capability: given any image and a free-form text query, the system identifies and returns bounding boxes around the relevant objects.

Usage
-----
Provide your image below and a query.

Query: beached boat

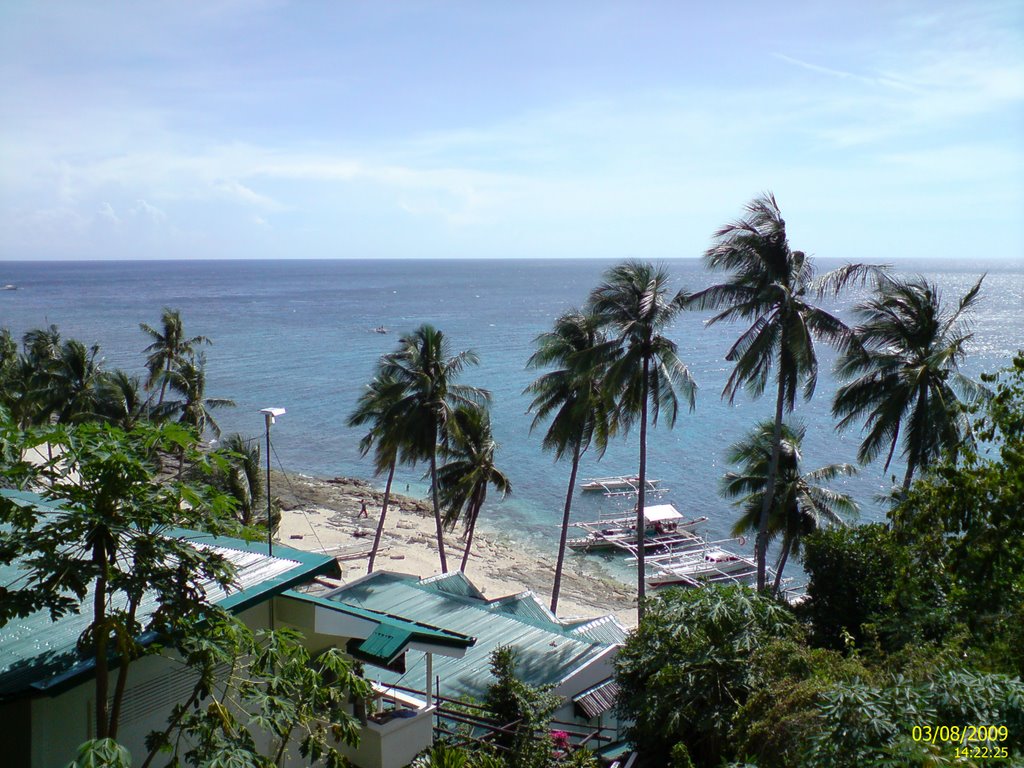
[579,475,663,496]
[646,545,759,588]
[568,504,706,552]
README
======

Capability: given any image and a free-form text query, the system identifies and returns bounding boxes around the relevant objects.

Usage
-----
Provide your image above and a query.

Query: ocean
[1,258,1021,558]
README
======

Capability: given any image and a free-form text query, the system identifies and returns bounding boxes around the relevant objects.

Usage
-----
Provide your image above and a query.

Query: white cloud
[97,202,120,224]
[130,199,167,224]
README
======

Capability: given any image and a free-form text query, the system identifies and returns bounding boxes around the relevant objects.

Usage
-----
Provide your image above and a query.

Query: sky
[1,1,1022,261]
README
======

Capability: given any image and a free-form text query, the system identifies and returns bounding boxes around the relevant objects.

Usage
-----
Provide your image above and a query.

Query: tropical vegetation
[380,324,490,573]
[687,192,874,589]
[347,370,409,573]
[587,261,696,618]
[721,420,857,593]
[615,354,1024,766]
[525,309,612,612]
[1,195,1018,767]
[437,404,511,572]
[833,273,988,490]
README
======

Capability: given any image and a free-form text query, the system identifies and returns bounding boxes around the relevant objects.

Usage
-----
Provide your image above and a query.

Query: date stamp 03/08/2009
[911,725,1011,760]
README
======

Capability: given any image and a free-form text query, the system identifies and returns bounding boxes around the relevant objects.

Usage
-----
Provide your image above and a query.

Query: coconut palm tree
[156,352,234,479]
[140,309,210,406]
[525,309,614,614]
[217,433,263,526]
[832,274,987,491]
[587,261,696,617]
[156,352,234,440]
[436,405,511,573]
[722,420,857,594]
[347,371,410,573]
[23,324,62,365]
[47,339,107,424]
[97,370,150,430]
[380,324,490,573]
[688,193,874,590]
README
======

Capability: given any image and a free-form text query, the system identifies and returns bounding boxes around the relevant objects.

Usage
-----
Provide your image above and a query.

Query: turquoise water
[1,258,1021,554]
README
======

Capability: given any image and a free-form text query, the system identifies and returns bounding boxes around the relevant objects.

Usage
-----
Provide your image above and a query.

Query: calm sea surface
[1,258,1021,562]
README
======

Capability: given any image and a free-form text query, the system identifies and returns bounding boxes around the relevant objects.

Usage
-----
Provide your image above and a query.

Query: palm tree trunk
[772,530,794,596]
[901,458,916,492]
[367,461,395,574]
[550,441,582,614]
[637,356,650,621]
[758,371,787,591]
[430,448,449,573]
[460,488,485,572]
[902,385,928,492]
[157,358,170,407]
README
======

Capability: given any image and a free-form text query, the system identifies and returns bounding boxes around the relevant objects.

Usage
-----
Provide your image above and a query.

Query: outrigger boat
[568,504,707,553]
[580,475,665,497]
[642,540,762,588]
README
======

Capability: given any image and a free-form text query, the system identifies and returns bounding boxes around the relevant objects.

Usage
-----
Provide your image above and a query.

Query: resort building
[325,571,627,739]
[0,490,628,767]
[0,489,474,768]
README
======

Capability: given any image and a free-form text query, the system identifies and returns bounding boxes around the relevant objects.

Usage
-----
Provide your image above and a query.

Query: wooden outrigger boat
[579,475,665,497]
[644,542,762,588]
[568,504,707,553]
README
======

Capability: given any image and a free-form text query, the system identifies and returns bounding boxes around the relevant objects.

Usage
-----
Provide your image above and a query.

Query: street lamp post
[259,407,286,556]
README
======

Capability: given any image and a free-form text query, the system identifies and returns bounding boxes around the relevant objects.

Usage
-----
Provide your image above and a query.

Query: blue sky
[1,1,1022,261]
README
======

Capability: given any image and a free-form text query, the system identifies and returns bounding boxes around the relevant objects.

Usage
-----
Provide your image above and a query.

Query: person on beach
[358,499,369,519]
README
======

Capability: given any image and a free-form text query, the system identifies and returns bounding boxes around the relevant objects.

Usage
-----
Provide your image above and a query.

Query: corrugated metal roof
[326,572,620,702]
[419,571,486,600]
[573,678,619,719]
[355,624,412,665]
[568,616,628,646]
[0,490,337,700]
[281,589,474,650]
[484,592,558,624]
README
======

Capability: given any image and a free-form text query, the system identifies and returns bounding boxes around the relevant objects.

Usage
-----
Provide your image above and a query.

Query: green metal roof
[353,625,413,666]
[279,589,474,651]
[326,571,623,702]
[0,490,338,700]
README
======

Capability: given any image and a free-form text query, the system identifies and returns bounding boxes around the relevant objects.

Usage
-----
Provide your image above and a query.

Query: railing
[382,682,616,756]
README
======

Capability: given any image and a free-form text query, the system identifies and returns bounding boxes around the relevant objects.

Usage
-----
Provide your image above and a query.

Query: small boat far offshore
[373,325,387,334]
[1,284,17,291]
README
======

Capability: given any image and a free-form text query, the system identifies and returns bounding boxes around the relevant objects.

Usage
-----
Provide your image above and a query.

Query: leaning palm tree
[347,371,410,573]
[833,274,987,490]
[380,325,490,573]
[688,193,875,590]
[722,420,857,594]
[587,262,697,618]
[525,309,614,614]
[140,308,210,406]
[436,405,511,573]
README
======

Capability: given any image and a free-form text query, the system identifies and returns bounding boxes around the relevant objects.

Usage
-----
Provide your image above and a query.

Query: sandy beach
[273,472,638,627]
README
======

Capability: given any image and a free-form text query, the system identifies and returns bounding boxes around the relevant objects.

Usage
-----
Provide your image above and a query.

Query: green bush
[801,524,910,650]
[615,585,797,766]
